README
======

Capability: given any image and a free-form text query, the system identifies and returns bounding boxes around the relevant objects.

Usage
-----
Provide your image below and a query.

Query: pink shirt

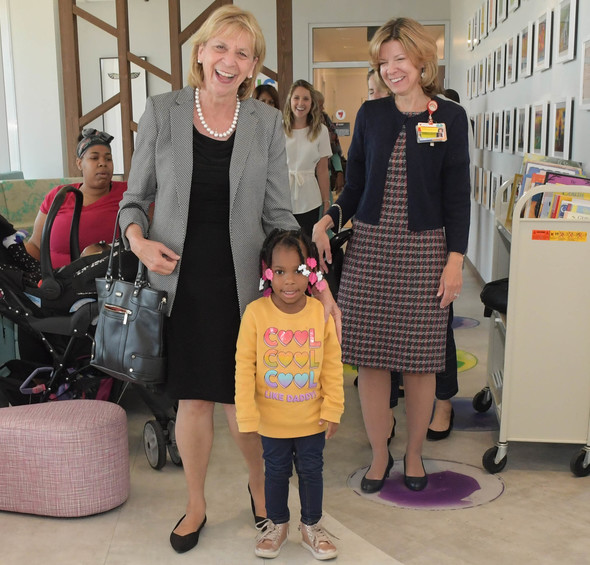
[40,181,127,268]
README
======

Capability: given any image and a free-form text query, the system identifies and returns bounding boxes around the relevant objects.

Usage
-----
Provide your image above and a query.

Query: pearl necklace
[194,88,240,138]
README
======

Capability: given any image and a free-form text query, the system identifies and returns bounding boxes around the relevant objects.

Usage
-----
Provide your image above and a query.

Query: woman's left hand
[437,252,464,308]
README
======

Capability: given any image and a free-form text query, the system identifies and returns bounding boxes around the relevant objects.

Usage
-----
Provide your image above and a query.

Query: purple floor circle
[452,316,480,329]
[348,459,504,510]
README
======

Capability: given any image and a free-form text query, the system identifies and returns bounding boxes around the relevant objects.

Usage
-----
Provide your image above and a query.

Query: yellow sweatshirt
[235,296,344,438]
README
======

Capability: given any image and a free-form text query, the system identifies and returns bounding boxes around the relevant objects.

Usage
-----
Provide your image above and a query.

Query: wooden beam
[128,52,172,85]
[72,5,118,37]
[116,0,133,178]
[79,94,120,128]
[168,0,183,91]
[58,0,82,176]
[276,0,293,107]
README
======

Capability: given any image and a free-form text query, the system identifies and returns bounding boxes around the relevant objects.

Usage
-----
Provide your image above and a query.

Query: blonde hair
[187,5,266,100]
[368,17,440,98]
[283,80,323,141]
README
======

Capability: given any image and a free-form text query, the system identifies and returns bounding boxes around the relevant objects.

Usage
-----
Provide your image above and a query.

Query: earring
[248,75,253,79]
[197,60,202,64]
[421,68,425,79]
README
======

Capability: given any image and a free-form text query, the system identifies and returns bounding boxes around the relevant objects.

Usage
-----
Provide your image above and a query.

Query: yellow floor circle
[457,350,477,373]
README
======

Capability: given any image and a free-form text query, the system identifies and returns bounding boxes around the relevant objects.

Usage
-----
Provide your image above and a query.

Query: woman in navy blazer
[314,17,470,493]
[119,6,302,554]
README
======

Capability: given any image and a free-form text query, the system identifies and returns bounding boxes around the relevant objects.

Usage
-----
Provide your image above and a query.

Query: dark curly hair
[259,228,321,295]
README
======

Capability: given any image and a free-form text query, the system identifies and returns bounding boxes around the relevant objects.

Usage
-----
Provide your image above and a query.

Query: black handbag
[480,277,508,317]
[324,228,353,300]
[91,205,167,388]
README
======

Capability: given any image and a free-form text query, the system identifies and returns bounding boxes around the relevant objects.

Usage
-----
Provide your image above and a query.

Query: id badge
[416,122,447,143]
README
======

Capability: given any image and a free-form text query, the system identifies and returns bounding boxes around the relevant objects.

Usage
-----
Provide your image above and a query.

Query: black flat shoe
[248,484,267,527]
[170,514,207,553]
[387,418,396,446]
[403,455,428,491]
[427,408,454,441]
[361,453,394,493]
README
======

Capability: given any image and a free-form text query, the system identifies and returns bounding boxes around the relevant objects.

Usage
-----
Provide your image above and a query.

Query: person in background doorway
[283,80,332,237]
[253,83,280,109]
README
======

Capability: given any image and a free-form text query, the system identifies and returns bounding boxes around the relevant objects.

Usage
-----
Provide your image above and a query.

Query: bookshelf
[478,183,590,477]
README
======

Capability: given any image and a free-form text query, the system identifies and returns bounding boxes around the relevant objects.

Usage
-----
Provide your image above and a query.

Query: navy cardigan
[327,95,471,254]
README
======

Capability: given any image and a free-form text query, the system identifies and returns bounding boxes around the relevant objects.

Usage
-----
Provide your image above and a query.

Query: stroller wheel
[167,419,183,467]
[143,420,167,470]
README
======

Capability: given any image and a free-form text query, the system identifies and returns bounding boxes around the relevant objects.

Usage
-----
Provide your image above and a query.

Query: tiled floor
[2,262,590,564]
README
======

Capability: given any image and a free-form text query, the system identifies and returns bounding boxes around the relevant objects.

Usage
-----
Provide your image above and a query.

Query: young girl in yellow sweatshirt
[235,228,344,561]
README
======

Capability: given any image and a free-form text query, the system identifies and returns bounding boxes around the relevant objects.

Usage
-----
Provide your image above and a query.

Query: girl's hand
[320,420,339,439]
[437,252,463,308]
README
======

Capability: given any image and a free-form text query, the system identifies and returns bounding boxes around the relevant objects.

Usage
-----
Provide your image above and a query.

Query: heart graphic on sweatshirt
[294,330,308,346]
[294,352,308,368]
[277,330,293,346]
[294,373,309,388]
[277,352,293,368]
[277,373,293,388]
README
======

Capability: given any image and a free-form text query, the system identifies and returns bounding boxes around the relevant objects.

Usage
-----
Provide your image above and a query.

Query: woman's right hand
[126,224,180,275]
[312,216,334,273]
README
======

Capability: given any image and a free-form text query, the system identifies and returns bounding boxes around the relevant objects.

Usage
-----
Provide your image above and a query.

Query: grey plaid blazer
[119,85,298,315]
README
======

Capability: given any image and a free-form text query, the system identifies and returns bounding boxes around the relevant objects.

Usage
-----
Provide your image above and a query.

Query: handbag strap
[104,202,150,290]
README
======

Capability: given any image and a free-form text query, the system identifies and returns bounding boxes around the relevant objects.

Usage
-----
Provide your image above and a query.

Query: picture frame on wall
[555,0,577,64]
[479,58,486,96]
[506,35,518,83]
[581,38,590,109]
[466,67,472,99]
[482,169,491,210]
[480,3,488,40]
[503,108,515,153]
[473,166,481,203]
[515,105,530,155]
[488,0,497,32]
[486,52,495,92]
[495,44,505,87]
[491,173,502,211]
[519,22,534,78]
[531,101,548,155]
[498,0,508,23]
[508,0,520,13]
[485,111,492,150]
[550,97,573,159]
[473,13,480,48]
[493,111,503,152]
[472,63,478,97]
[476,113,484,149]
[534,10,553,72]
[467,17,473,51]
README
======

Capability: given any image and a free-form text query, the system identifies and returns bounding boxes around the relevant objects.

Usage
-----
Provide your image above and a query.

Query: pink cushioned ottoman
[0,399,129,517]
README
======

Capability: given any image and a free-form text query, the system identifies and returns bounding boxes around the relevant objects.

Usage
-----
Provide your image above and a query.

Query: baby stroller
[0,186,180,468]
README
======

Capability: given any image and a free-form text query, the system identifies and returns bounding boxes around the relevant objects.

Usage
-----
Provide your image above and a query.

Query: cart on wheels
[477,183,590,477]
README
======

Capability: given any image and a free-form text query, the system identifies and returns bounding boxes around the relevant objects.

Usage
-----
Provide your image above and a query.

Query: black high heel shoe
[248,484,267,527]
[403,455,428,491]
[170,514,207,553]
[427,408,454,441]
[361,453,394,493]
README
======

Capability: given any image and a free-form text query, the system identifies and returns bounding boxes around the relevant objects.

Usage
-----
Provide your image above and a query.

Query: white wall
[449,0,590,281]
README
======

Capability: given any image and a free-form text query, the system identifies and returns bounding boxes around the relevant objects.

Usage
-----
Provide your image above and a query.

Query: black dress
[165,127,240,403]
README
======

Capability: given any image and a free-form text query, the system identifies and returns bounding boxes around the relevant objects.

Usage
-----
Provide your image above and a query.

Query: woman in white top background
[283,79,332,237]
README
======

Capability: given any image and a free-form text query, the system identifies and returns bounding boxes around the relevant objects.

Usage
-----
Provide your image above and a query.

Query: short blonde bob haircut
[187,5,266,100]
[368,17,440,98]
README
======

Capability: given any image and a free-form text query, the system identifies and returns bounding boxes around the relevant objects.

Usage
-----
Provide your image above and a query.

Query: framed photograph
[508,0,520,13]
[555,0,577,64]
[473,13,480,48]
[495,44,505,87]
[503,108,515,153]
[482,169,491,210]
[506,173,523,225]
[484,111,492,150]
[476,113,484,149]
[480,3,488,40]
[488,0,497,32]
[478,58,486,96]
[506,35,518,83]
[493,111,503,152]
[486,52,495,92]
[472,64,478,97]
[534,10,553,72]
[498,0,508,22]
[581,38,590,109]
[466,67,472,99]
[531,101,548,155]
[515,105,530,155]
[550,97,573,159]
[474,166,482,203]
[519,22,534,78]
[491,173,502,211]
[467,17,473,51]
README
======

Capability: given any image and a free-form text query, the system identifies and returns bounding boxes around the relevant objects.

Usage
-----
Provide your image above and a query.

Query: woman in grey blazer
[119,6,304,554]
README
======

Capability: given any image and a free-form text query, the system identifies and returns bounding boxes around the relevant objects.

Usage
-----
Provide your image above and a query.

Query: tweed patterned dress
[338,123,448,373]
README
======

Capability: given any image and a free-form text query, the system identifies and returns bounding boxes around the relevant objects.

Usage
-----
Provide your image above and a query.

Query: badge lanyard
[416,99,447,145]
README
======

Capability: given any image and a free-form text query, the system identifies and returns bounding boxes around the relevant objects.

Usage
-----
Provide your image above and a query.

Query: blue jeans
[261,432,325,526]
